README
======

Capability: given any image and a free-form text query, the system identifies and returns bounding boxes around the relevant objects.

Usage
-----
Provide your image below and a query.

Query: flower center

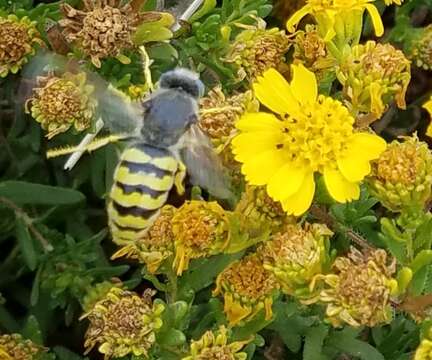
[278,95,354,172]
[198,346,235,360]
[0,21,31,63]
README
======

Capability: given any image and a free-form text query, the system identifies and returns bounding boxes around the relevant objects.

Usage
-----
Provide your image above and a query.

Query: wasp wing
[18,50,143,136]
[178,124,232,199]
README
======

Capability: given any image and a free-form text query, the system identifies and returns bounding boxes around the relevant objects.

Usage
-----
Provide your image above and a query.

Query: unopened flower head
[315,248,397,327]
[182,326,251,360]
[0,334,47,360]
[292,25,335,78]
[232,65,386,216]
[337,41,410,119]
[0,15,43,77]
[235,185,295,234]
[260,222,333,296]
[213,253,279,326]
[173,201,230,275]
[286,0,390,42]
[60,0,173,68]
[112,205,175,274]
[226,27,290,80]
[83,287,164,359]
[25,72,97,139]
[406,25,432,70]
[367,136,432,212]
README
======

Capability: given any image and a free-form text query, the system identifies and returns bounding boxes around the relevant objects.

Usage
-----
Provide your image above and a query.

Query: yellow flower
[112,205,175,273]
[367,135,432,212]
[260,222,333,297]
[0,334,47,360]
[213,253,279,326]
[0,15,43,77]
[313,248,397,327]
[337,41,410,120]
[424,97,432,138]
[286,0,386,42]
[182,326,251,360]
[232,65,386,216]
[172,201,230,275]
[82,287,164,359]
[415,339,432,360]
[25,71,97,139]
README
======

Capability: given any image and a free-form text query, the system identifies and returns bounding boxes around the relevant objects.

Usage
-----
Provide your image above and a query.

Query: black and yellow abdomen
[108,143,179,245]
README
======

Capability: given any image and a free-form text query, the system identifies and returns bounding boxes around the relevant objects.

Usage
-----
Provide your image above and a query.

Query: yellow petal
[369,82,385,116]
[280,172,315,216]
[241,149,286,185]
[267,164,305,200]
[323,168,360,203]
[426,122,432,138]
[423,99,432,116]
[346,132,387,160]
[253,69,299,116]
[290,63,318,105]
[286,5,312,33]
[232,132,284,162]
[236,112,284,132]
[365,4,384,37]
[337,157,371,182]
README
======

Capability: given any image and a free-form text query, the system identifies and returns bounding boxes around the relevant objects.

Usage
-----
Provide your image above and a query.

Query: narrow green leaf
[411,250,432,273]
[0,181,85,205]
[15,217,37,271]
[327,331,385,360]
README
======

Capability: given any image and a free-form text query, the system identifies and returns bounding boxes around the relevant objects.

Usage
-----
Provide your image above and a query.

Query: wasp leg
[174,161,186,195]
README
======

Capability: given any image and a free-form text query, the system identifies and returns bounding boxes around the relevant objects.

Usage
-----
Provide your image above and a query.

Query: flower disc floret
[232,65,386,215]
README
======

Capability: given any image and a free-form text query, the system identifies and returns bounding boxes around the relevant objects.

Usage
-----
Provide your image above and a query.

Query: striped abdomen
[108,143,178,245]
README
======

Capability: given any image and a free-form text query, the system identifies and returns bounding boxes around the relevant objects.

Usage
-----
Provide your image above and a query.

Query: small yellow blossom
[232,65,387,216]
[415,338,432,360]
[182,326,251,360]
[25,71,97,139]
[286,0,387,42]
[313,248,397,327]
[260,222,333,297]
[0,334,47,360]
[0,15,43,77]
[226,26,290,80]
[367,135,432,212]
[173,201,230,275]
[82,287,164,359]
[213,253,279,326]
[337,41,411,120]
[424,97,432,138]
[112,205,175,273]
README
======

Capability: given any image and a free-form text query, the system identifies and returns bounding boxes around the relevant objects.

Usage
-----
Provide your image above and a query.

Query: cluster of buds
[182,326,252,360]
[312,248,397,327]
[405,25,432,70]
[292,25,335,79]
[337,41,410,120]
[0,15,43,77]
[226,25,290,80]
[112,205,176,274]
[213,253,279,326]
[367,136,432,213]
[260,222,333,298]
[82,287,164,359]
[25,72,97,139]
[0,334,47,360]
[60,0,173,68]
[234,185,295,236]
[172,201,231,275]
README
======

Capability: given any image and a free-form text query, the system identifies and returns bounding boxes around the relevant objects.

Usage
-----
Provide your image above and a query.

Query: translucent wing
[19,50,143,135]
[179,124,232,199]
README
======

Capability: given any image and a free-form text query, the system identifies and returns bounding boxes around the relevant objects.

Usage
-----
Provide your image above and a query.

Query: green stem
[166,268,178,304]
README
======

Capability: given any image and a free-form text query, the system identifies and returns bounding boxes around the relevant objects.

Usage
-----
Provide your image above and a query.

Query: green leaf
[327,330,385,360]
[304,324,330,360]
[189,0,217,22]
[0,181,85,205]
[21,315,43,345]
[15,217,37,271]
[53,346,88,360]
[411,265,430,295]
[411,250,432,273]
[157,328,186,347]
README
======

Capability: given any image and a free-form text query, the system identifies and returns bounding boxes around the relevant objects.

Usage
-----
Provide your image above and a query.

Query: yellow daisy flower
[286,0,385,41]
[424,96,432,138]
[232,65,386,216]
